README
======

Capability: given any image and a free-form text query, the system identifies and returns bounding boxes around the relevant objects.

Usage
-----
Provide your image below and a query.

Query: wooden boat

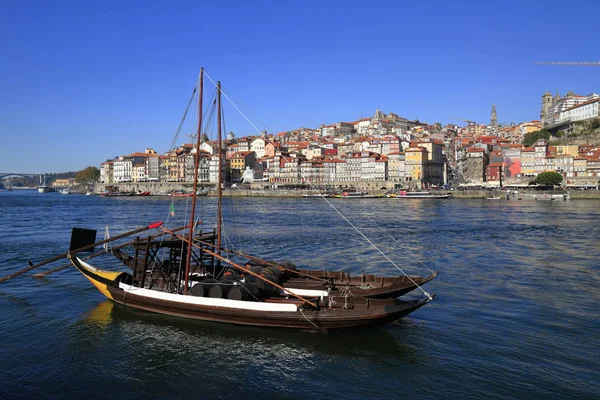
[62,69,435,331]
[389,191,450,199]
[302,193,331,198]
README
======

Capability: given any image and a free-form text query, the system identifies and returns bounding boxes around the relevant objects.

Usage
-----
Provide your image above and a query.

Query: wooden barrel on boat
[258,273,280,297]
[190,283,205,297]
[249,266,263,275]
[208,284,229,299]
[263,266,282,282]
[199,279,218,296]
[278,261,296,279]
[227,285,252,301]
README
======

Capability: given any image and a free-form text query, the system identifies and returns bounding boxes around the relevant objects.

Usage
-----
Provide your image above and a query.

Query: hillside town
[98,91,600,190]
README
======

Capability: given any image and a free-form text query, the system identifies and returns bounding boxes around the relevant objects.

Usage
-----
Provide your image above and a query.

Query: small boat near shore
[389,191,450,199]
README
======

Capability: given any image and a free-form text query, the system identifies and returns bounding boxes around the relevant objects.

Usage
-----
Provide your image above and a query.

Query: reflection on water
[65,299,425,399]
[80,300,421,361]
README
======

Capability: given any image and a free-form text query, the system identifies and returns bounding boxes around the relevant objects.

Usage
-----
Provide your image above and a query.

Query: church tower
[490,104,497,128]
[541,90,553,128]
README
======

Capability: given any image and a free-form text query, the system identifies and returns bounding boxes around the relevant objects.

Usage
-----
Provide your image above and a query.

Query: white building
[113,158,133,182]
[561,98,600,123]
[250,137,266,159]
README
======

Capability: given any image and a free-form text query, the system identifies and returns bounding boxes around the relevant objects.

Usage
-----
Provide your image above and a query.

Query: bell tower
[541,90,553,128]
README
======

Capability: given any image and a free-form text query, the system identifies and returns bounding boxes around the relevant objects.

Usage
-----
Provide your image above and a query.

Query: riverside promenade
[90,182,600,200]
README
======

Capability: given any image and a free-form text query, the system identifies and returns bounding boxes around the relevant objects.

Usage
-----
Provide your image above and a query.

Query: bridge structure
[0,173,42,180]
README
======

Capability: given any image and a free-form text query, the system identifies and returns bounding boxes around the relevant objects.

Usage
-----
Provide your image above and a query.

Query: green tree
[75,166,100,184]
[523,129,551,147]
[535,171,563,186]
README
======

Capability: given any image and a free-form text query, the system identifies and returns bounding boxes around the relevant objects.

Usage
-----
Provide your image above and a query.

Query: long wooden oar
[161,227,318,308]
[0,222,164,283]
[32,224,191,278]
[195,239,327,282]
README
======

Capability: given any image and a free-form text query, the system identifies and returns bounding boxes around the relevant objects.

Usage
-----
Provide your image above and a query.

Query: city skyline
[1,0,598,173]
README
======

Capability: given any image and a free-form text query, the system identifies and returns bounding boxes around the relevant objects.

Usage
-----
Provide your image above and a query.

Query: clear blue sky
[1,0,598,173]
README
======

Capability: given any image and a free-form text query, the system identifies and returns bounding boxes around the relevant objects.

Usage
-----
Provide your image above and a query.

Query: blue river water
[0,190,598,400]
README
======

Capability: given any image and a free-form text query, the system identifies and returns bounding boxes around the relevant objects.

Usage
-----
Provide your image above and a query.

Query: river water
[0,190,598,399]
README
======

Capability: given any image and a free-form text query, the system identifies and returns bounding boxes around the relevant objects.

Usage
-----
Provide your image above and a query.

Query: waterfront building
[533,139,548,175]
[132,163,146,182]
[299,159,324,184]
[585,157,600,177]
[574,157,587,177]
[342,151,387,181]
[208,153,225,184]
[463,148,488,183]
[553,154,574,178]
[405,147,428,185]
[113,158,133,183]
[415,139,444,185]
[100,161,114,184]
[501,145,523,178]
[250,137,266,159]
[52,178,75,188]
[387,152,406,183]
[145,154,160,181]
[164,150,178,181]
[486,162,503,184]
[521,147,535,177]
[270,154,301,183]
[229,151,256,182]
[113,153,149,183]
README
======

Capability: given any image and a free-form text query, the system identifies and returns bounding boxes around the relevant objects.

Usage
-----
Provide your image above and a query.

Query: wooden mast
[216,81,223,254]
[183,68,204,294]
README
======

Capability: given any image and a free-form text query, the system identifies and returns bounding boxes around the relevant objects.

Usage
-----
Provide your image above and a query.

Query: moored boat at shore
[389,190,450,199]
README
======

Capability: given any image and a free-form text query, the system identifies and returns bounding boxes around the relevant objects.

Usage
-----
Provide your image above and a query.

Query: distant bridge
[0,173,41,180]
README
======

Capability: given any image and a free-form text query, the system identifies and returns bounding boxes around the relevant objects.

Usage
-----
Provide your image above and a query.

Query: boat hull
[69,256,433,330]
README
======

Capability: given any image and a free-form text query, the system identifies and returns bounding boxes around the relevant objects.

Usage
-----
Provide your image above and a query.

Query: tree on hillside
[75,166,100,185]
[535,171,563,186]
[523,129,551,147]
